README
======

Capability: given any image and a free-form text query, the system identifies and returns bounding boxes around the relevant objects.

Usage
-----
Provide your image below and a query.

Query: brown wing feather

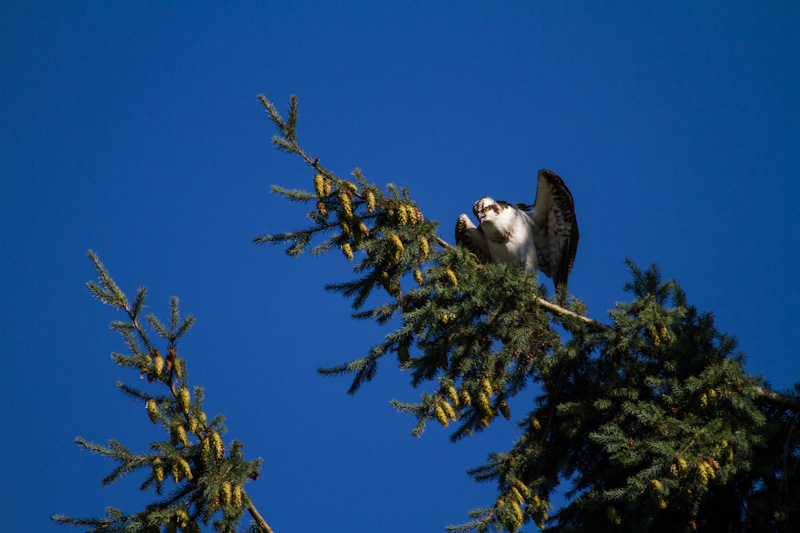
[521,169,579,286]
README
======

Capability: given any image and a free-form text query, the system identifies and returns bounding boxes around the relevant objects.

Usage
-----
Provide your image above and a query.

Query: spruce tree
[254,95,800,532]
[54,95,799,532]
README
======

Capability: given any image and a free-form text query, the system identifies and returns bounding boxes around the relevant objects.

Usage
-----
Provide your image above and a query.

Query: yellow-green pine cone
[188,416,198,434]
[146,399,159,423]
[530,417,542,431]
[220,480,232,505]
[650,479,662,491]
[356,217,369,235]
[511,501,524,524]
[174,424,188,446]
[412,206,424,224]
[198,411,207,425]
[445,268,458,286]
[365,190,376,212]
[419,236,429,259]
[314,173,325,197]
[460,389,472,406]
[340,220,351,237]
[232,484,243,507]
[210,430,224,459]
[397,204,409,225]
[153,354,164,376]
[179,386,191,414]
[316,201,328,218]
[446,385,459,406]
[677,457,687,471]
[509,487,524,506]
[434,404,449,427]
[177,456,193,480]
[442,400,457,421]
[512,479,530,497]
[338,190,353,220]
[390,234,404,262]
[341,242,354,261]
[323,180,332,196]
[481,378,494,398]
[341,180,358,193]
[153,457,164,482]
[142,354,152,374]
[171,461,182,482]
[498,399,511,420]
[175,359,185,380]
[478,392,494,418]
[413,268,424,286]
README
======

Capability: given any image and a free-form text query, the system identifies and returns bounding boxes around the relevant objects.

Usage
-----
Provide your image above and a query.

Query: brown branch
[753,385,800,411]
[245,495,275,533]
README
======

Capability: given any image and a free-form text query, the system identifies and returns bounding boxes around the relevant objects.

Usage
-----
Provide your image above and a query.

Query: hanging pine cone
[498,399,511,420]
[341,242,354,261]
[146,399,159,423]
[219,481,232,505]
[210,430,224,460]
[460,389,472,407]
[418,236,429,259]
[442,400,457,421]
[152,457,164,483]
[314,173,325,197]
[446,385,459,406]
[434,404,449,427]
[153,354,164,376]
[178,386,191,415]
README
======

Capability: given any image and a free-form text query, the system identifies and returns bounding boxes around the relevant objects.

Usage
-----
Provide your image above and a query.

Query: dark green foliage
[52,252,263,533]
[260,96,800,532]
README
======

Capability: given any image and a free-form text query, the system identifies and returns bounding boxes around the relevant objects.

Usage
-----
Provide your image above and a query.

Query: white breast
[481,207,539,273]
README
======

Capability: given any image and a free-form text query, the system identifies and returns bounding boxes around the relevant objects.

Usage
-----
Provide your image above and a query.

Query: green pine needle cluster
[52,252,263,533]
[259,95,800,532]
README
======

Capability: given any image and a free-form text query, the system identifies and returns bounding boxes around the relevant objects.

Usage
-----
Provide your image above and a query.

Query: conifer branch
[55,253,274,533]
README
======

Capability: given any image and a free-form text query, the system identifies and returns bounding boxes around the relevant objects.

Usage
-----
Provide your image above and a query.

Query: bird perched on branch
[455,169,579,288]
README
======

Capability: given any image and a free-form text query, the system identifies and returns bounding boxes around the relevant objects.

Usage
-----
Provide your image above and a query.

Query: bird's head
[473,196,501,225]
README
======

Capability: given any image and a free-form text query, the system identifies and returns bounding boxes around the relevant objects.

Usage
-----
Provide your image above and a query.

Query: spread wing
[519,169,579,286]
[455,214,492,264]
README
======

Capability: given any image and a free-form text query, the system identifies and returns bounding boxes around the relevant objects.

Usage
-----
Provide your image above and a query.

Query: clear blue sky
[1,2,798,531]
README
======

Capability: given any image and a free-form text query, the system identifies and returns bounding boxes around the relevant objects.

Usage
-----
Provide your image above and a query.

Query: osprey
[455,169,579,288]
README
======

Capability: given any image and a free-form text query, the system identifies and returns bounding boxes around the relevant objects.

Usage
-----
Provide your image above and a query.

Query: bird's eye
[482,207,488,213]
